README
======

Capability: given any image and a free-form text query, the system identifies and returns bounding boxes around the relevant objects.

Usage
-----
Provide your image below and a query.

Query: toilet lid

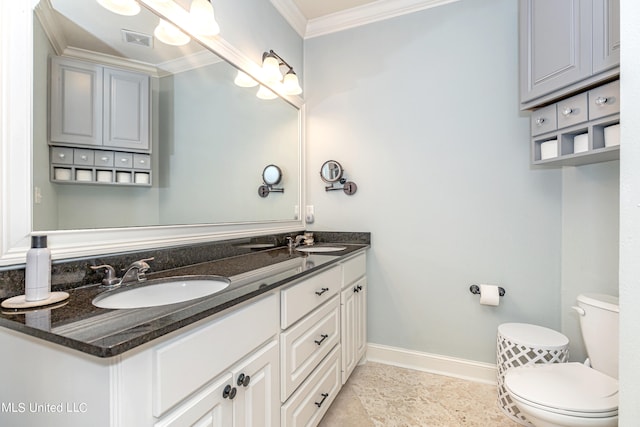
[504,363,618,416]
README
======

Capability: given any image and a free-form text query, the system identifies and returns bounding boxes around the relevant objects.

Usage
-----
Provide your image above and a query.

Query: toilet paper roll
[479,284,500,306]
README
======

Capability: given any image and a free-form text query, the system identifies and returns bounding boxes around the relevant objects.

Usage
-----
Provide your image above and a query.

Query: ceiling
[291,0,378,20]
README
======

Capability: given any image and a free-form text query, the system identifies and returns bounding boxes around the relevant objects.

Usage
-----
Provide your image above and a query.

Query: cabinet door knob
[561,107,573,116]
[595,96,609,106]
[535,117,545,126]
[237,373,251,387]
[222,384,237,399]
[315,287,329,296]
[314,393,329,408]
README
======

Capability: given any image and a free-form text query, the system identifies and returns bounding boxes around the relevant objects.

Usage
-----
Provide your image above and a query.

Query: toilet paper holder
[469,284,505,297]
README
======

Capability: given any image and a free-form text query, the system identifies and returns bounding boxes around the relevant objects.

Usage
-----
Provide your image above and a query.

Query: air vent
[122,29,153,48]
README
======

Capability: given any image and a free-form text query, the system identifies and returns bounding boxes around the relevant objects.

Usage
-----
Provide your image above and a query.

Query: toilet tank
[577,293,619,379]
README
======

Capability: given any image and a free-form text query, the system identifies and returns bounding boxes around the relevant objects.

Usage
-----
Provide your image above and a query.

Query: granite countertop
[0,244,368,358]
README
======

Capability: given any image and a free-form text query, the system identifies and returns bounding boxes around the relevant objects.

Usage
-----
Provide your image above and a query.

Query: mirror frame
[0,0,305,266]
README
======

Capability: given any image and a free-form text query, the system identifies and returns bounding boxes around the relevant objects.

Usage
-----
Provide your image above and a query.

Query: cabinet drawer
[281,296,340,401]
[152,294,278,417]
[530,104,557,136]
[342,253,366,286]
[281,266,340,329]
[556,93,588,129]
[94,150,114,167]
[73,149,94,166]
[114,152,133,168]
[134,153,151,170]
[281,345,341,427]
[50,147,73,165]
[589,80,620,120]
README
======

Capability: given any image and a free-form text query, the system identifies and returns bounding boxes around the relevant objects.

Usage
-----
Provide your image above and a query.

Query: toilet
[504,293,619,427]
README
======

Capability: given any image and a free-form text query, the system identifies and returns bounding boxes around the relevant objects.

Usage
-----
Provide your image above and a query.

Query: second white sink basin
[296,245,347,253]
[93,276,230,309]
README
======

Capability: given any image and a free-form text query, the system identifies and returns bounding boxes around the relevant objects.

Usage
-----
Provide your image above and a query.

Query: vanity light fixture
[260,50,302,96]
[189,0,220,37]
[154,19,190,46]
[96,0,141,16]
[256,85,278,100]
[234,71,258,88]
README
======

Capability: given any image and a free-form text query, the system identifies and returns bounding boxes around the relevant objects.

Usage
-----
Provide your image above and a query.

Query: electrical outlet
[305,205,314,223]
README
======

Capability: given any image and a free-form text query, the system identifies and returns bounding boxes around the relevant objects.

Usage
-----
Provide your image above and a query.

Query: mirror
[32,0,301,231]
[320,160,358,195]
[263,165,282,186]
[320,160,343,183]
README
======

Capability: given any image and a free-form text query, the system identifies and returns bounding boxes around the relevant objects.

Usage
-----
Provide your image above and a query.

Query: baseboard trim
[365,343,497,385]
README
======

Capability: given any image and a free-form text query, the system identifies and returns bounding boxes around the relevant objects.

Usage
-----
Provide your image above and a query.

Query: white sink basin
[296,245,347,253]
[92,276,230,309]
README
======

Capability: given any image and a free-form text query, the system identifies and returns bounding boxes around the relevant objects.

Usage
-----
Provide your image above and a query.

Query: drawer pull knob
[535,118,545,126]
[58,153,66,159]
[222,384,237,399]
[315,393,329,408]
[595,96,609,106]
[121,158,129,163]
[81,155,88,160]
[314,334,329,346]
[139,159,146,164]
[237,373,251,387]
[101,156,109,162]
[561,107,573,116]
[315,287,329,296]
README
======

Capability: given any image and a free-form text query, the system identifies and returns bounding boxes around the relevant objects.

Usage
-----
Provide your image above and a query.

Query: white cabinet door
[340,284,357,385]
[50,56,103,146]
[103,67,150,150]
[232,339,280,427]
[154,373,234,427]
[354,278,367,363]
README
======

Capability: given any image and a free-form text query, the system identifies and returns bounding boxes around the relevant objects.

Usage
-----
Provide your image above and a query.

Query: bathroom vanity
[0,238,368,427]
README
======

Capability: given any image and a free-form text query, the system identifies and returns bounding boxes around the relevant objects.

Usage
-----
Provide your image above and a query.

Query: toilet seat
[504,362,618,418]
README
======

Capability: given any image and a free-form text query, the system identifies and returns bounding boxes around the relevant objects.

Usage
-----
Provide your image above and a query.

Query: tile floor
[319,362,520,427]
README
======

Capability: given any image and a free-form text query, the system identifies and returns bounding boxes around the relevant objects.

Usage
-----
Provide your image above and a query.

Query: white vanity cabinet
[340,253,367,384]
[50,56,150,151]
[519,0,620,110]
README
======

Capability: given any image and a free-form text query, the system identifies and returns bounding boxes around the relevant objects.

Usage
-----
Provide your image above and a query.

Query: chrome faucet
[119,257,154,285]
[287,235,306,249]
[91,257,154,288]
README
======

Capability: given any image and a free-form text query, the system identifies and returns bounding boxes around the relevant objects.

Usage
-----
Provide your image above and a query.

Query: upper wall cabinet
[50,56,150,152]
[519,0,620,110]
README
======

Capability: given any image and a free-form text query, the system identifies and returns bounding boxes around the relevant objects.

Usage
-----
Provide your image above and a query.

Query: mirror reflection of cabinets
[49,56,152,186]
[31,0,301,231]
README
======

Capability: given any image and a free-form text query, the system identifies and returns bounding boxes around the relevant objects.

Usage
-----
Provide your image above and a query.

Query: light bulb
[282,71,302,95]
[154,19,190,46]
[256,85,277,100]
[96,0,140,16]
[234,71,258,88]
[190,0,220,36]
[262,55,282,84]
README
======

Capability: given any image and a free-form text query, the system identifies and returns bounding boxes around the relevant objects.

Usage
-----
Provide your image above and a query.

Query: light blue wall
[304,0,564,363]
[561,161,619,361]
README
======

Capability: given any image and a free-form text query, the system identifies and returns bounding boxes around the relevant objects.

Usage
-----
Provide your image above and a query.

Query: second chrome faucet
[91,257,154,288]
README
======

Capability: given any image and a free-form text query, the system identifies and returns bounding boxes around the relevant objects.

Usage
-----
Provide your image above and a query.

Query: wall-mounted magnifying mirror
[258,164,284,197]
[320,160,358,195]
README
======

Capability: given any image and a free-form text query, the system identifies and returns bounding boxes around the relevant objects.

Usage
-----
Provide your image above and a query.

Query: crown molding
[271,0,460,39]
[306,0,460,38]
[270,0,307,37]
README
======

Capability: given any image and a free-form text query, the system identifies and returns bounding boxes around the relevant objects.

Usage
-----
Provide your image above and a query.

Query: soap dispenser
[25,235,51,302]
